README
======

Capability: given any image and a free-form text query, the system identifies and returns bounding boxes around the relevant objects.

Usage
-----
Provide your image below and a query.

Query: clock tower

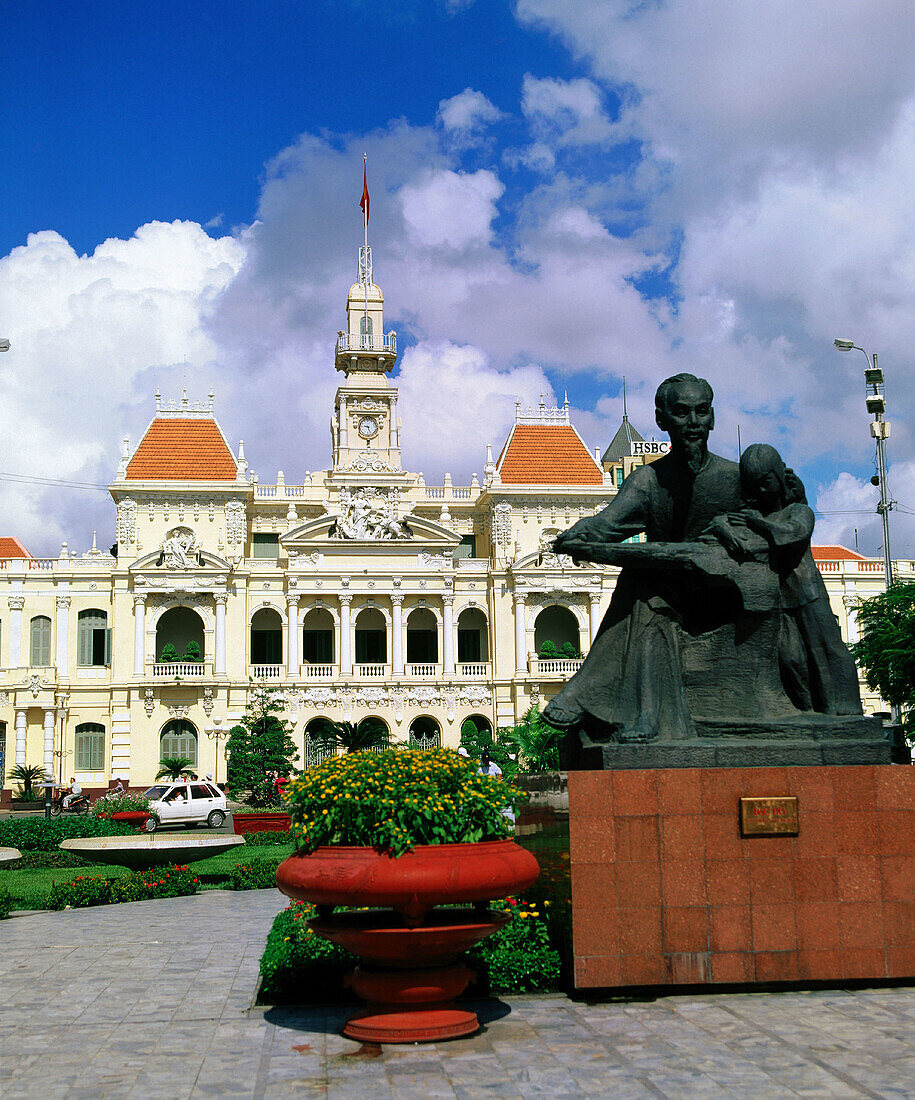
[330,240,404,477]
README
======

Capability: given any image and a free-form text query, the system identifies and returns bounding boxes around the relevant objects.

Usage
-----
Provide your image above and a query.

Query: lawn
[0,836,295,910]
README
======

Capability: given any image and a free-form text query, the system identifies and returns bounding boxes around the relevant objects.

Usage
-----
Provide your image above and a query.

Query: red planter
[275,841,540,1043]
[233,812,291,834]
[110,811,152,827]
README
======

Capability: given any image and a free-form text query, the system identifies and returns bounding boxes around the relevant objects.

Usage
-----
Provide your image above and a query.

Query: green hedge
[0,883,12,919]
[0,849,89,869]
[241,831,294,847]
[44,865,199,910]
[0,817,136,852]
[230,857,283,890]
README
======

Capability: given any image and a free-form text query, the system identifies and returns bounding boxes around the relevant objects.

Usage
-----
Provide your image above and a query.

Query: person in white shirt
[63,777,82,810]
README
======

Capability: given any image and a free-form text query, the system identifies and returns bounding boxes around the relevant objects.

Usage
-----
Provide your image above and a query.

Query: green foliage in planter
[226,685,298,807]
[44,864,199,909]
[285,748,523,857]
[258,901,356,1004]
[7,762,48,799]
[467,897,561,995]
[184,640,202,662]
[155,757,195,780]
[93,790,151,817]
[502,706,562,773]
[0,883,12,919]
[0,816,136,852]
[230,857,283,890]
[158,643,179,662]
[538,639,558,658]
[243,830,294,847]
[559,640,581,659]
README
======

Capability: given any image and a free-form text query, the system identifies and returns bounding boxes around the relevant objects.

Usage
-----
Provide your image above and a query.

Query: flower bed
[44,864,199,909]
[230,857,284,891]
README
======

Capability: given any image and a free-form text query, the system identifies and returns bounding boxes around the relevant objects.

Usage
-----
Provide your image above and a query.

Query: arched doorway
[409,716,441,750]
[355,607,386,665]
[302,607,334,665]
[534,605,580,658]
[457,607,488,663]
[303,717,336,768]
[461,714,492,740]
[406,607,438,664]
[250,607,283,665]
[159,719,198,767]
[156,607,205,663]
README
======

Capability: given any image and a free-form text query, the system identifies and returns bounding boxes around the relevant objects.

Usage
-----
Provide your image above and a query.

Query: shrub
[230,858,283,890]
[44,865,199,910]
[242,830,293,847]
[93,790,151,817]
[184,640,202,662]
[0,816,135,852]
[258,901,355,1003]
[158,643,179,662]
[0,883,12,919]
[226,684,298,807]
[2,849,88,869]
[468,897,561,994]
[559,640,581,659]
[538,639,558,658]
[285,748,524,856]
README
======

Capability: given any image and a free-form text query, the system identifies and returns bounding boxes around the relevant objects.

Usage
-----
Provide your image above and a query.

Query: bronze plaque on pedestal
[739,796,799,837]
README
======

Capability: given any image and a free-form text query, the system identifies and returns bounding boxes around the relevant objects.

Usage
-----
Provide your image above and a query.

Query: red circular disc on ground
[343,1007,479,1044]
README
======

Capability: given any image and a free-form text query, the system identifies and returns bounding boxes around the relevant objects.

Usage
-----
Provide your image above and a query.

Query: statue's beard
[680,439,706,475]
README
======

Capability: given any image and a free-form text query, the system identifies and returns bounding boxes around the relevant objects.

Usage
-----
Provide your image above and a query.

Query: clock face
[358,416,378,439]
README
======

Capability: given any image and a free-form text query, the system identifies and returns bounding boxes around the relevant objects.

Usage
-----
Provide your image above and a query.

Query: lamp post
[0,340,10,353]
[833,339,894,586]
[207,718,227,788]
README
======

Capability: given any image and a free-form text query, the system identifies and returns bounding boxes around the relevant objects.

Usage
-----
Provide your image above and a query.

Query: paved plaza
[0,889,912,1099]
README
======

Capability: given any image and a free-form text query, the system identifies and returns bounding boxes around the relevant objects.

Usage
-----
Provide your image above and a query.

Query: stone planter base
[233,812,290,834]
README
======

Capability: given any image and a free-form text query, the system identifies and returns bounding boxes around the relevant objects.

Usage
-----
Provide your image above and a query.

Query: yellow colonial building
[0,250,909,794]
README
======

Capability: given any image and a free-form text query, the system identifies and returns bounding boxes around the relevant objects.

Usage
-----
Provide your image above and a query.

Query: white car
[142,780,228,831]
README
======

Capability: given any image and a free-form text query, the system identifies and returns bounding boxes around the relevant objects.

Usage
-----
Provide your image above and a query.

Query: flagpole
[363,153,369,347]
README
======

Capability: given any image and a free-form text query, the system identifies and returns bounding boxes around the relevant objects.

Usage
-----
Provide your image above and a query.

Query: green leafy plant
[258,900,355,1003]
[7,763,48,800]
[184,640,202,662]
[243,830,294,847]
[226,685,298,807]
[0,883,13,919]
[230,857,283,890]
[158,643,179,663]
[44,864,199,910]
[460,719,517,775]
[155,757,195,781]
[851,582,915,733]
[0,849,88,869]
[502,705,562,773]
[538,639,558,658]
[285,747,523,857]
[0,816,135,852]
[468,897,561,994]
[93,790,151,817]
[559,640,581,659]
[312,717,392,755]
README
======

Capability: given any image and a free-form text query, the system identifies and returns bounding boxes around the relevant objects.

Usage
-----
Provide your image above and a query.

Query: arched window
[355,607,386,664]
[406,607,438,664]
[75,723,106,771]
[457,607,488,663]
[534,605,580,658]
[250,607,283,665]
[155,607,205,663]
[359,314,373,347]
[302,607,334,665]
[461,714,492,740]
[30,616,51,666]
[409,716,441,750]
[160,719,198,765]
[78,609,110,667]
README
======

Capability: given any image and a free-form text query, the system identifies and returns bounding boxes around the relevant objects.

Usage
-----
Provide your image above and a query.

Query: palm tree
[314,717,392,755]
[502,706,562,773]
[7,763,48,799]
[155,756,196,780]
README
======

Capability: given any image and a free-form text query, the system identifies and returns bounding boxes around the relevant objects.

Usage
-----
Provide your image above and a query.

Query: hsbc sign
[631,441,670,456]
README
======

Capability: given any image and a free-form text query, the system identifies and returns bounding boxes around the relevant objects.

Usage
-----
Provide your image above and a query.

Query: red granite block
[614,816,660,863]
[739,768,790,796]
[571,863,616,909]
[834,810,879,855]
[618,907,663,955]
[875,767,915,811]
[568,773,613,816]
[785,769,834,813]
[706,859,750,906]
[797,949,844,981]
[711,951,753,983]
[831,766,877,812]
[749,859,796,905]
[794,858,838,902]
[795,814,837,860]
[835,855,882,903]
[881,856,915,902]
[839,947,887,980]
[700,768,747,815]
[663,907,709,953]
[883,901,915,948]
[665,952,712,984]
[838,901,885,949]
[751,904,797,952]
[708,906,752,952]
[754,951,798,982]
[660,814,705,863]
[703,813,744,860]
[619,953,666,986]
[661,860,708,907]
[612,770,658,816]
[657,768,703,815]
[886,945,915,977]
[575,954,621,988]
[877,811,915,856]
[570,819,616,864]
[795,901,841,950]
[573,907,621,957]
[614,861,662,908]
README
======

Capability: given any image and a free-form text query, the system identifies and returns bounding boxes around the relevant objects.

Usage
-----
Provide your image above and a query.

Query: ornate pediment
[282,507,460,552]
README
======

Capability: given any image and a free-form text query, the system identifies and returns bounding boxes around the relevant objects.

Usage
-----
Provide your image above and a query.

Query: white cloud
[521,74,617,150]
[438,88,503,134]
[400,168,504,250]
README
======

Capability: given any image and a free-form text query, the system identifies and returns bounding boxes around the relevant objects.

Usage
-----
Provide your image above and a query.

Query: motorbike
[49,788,90,816]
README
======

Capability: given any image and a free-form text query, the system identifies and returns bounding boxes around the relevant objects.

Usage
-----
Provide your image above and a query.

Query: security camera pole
[834,339,894,587]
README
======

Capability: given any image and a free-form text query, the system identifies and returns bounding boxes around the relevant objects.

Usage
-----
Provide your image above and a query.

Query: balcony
[251,664,283,681]
[301,663,337,679]
[152,662,211,679]
[458,662,490,678]
[406,663,437,678]
[355,664,387,678]
[334,332,396,355]
[528,656,584,677]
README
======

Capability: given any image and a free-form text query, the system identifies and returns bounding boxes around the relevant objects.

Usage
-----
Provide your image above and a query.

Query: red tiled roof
[498,425,603,485]
[0,537,32,558]
[125,419,237,481]
[811,545,866,561]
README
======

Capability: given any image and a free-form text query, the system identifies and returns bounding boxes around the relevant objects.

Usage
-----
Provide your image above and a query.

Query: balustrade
[458,662,490,678]
[406,663,437,677]
[355,663,387,678]
[251,664,283,680]
[152,661,210,679]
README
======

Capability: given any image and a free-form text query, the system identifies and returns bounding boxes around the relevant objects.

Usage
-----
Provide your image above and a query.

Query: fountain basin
[0,847,22,863]
[61,833,246,869]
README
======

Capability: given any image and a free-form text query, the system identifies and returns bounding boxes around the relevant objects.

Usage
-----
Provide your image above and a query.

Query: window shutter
[104,628,112,666]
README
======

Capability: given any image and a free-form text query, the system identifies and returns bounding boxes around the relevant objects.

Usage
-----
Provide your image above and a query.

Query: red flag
[360,159,370,224]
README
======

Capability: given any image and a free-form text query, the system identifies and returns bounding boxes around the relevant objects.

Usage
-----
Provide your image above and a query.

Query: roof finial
[622,376,628,420]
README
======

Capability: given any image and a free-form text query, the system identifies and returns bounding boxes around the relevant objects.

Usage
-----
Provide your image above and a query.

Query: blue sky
[1,0,914,557]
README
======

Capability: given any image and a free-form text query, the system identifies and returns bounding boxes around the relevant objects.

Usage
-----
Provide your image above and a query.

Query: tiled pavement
[0,890,912,1099]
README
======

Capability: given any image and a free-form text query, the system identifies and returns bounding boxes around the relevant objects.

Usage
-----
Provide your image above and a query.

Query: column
[442,595,455,675]
[214,594,227,676]
[8,596,23,668]
[42,705,56,777]
[286,595,300,676]
[513,593,527,674]
[589,593,602,645]
[55,595,71,677]
[14,707,27,765]
[133,595,146,675]
[339,395,348,447]
[339,595,352,676]
[391,595,404,675]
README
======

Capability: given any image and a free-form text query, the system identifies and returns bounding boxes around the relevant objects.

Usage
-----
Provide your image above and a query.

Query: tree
[502,705,562,773]
[314,717,392,755]
[184,640,202,662]
[155,757,195,780]
[158,643,178,663]
[851,582,915,733]
[7,763,48,799]
[460,718,516,775]
[225,684,299,805]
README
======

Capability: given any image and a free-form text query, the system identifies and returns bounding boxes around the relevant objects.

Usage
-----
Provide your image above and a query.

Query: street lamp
[207,717,227,788]
[833,339,894,586]
[0,340,10,352]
